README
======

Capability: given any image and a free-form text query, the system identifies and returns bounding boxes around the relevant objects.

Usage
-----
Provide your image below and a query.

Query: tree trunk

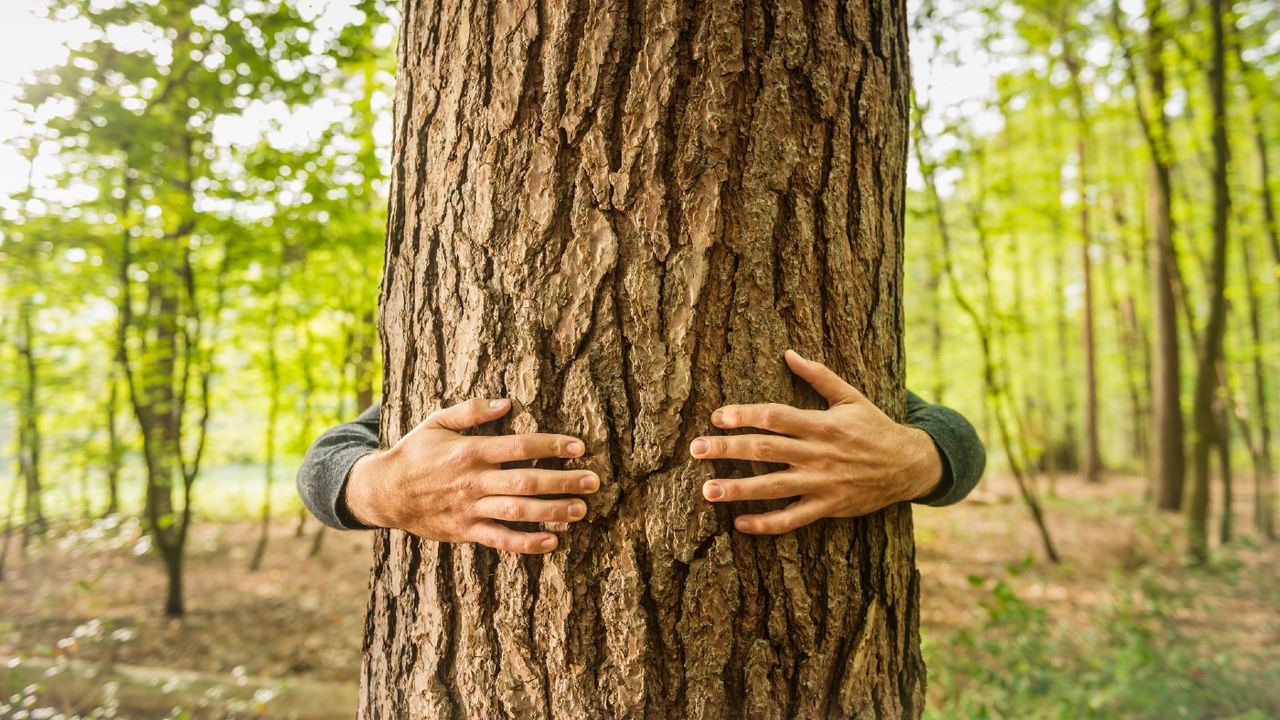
[251,283,282,572]
[17,299,44,534]
[362,1,922,717]
[1187,0,1231,563]
[1235,24,1277,541]
[105,361,122,516]
[1062,38,1103,484]
[16,317,42,535]
[1242,234,1274,540]
[1114,0,1184,511]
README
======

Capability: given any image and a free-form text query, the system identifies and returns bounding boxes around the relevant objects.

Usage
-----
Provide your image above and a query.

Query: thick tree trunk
[362,1,922,717]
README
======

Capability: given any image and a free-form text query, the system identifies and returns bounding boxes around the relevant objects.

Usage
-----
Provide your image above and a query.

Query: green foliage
[926,562,1280,719]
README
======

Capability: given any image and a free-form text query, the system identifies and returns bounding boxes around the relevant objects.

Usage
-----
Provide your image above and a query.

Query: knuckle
[751,439,774,461]
[513,473,537,495]
[766,476,788,497]
[500,500,523,519]
[448,441,478,465]
[454,474,478,497]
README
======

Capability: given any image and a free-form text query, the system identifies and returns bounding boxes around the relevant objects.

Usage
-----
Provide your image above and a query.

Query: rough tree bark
[362,0,922,717]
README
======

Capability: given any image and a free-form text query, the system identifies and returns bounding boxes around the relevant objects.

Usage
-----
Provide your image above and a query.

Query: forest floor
[1,473,1277,718]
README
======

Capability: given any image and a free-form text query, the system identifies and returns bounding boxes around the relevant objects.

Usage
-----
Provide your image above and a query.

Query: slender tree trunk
[295,319,318,538]
[17,299,44,534]
[363,2,923,716]
[1102,200,1147,466]
[251,284,283,572]
[105,362,122,516]
[1235,27,1277,541]
[1215,360,1232,545]
[1239,227,1273,541]
[0,471,19,581]
[1062,40,1103,484]
[1188,0,1231,563]
[354,310,375,412]
[927,259,945,405]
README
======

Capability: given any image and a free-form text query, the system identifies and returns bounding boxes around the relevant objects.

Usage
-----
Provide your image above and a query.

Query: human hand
[344,398,598,554]
[689,350,942,535]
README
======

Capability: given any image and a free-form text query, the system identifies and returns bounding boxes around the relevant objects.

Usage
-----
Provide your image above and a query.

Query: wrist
[344,450,391,528]
[899,426,944,502]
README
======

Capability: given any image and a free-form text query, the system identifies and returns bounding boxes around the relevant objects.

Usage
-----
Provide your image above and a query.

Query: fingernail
[711,409,725,426]
[540,536,558,550]
[567,502,586,520]
[690,438,708,456]
[734,517,751,532]
[704,482,724,500]
[566,440,585,456]
[489,399,507,409]
[580,474,599,492]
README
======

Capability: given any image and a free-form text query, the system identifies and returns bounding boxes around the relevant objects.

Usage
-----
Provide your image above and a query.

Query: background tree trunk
[361,0,923,717]
[1187,0,1231,563]
[1114,0,1185,511]
[17,298,44,535]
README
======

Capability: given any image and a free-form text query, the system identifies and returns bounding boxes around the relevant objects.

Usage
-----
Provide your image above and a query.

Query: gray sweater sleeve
[296,403,381,530]
[904,390,987,506]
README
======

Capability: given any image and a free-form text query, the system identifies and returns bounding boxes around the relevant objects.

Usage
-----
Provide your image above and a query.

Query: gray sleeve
[904,390,987,507]
[296,403,382,530]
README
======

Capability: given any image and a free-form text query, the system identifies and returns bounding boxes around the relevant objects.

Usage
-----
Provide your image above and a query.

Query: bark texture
[364,0,919,717]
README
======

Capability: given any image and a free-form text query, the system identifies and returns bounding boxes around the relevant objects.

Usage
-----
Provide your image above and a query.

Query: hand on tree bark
[690,350,942,535]
[344,398,598,554]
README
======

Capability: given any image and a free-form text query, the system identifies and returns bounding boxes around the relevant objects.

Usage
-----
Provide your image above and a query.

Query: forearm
[296,403,381,530]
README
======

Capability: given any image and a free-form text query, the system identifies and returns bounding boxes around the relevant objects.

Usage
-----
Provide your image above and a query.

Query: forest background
[0,0,1277,717]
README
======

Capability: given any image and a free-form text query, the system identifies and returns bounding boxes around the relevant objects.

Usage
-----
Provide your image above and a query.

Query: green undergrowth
[924,555,1280,719]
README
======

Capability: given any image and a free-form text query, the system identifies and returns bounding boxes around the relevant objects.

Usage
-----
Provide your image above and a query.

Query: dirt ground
[2,473,1276,714]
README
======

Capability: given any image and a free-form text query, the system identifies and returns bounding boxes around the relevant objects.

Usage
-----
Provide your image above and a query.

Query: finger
[689,434,815,464]
[734,500,827,535]
[474,496,588,523]
[711,402,820,436]
[423,398,512,431]
[467,520,559,554]
[479,468,601,496]
[702,471,816,503]
[784,350,866,407]
[474,433,586,463]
